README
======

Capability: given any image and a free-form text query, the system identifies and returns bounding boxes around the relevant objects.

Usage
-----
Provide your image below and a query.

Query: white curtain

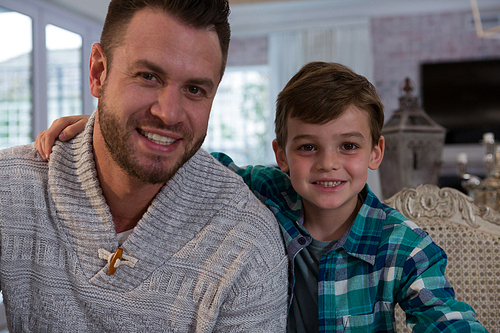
[268,19,382,197]
[269,19,373,97]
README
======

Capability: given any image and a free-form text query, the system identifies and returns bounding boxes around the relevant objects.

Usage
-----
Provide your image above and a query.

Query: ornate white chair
[383,184,500,332]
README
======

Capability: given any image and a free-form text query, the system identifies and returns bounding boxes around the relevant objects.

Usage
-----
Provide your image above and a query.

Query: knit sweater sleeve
[209,186,288,332]
[124,149,290,332]
[167,152,289,332]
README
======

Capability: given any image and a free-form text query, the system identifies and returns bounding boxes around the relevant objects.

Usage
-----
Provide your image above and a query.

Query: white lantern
[379,78,446,199]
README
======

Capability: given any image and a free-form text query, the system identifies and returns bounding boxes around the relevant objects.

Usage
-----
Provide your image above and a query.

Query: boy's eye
[342,143,358,150]
[299,144,316,151]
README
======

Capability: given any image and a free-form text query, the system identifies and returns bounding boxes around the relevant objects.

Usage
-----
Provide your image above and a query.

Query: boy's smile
[273,105,384,235]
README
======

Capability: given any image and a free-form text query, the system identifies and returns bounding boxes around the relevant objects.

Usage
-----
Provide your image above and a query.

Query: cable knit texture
[0,113,288,332]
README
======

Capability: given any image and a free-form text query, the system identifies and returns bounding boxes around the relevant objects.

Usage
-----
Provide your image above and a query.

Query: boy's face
[273,105,384,217]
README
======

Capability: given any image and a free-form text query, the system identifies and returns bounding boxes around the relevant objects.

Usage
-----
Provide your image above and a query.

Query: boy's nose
[316,151,340,171]
[150,87,186,125]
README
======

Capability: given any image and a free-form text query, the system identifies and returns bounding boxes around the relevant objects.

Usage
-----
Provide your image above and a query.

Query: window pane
[46,24,82,127]
[204,68,271,166]
[0,8,33,149]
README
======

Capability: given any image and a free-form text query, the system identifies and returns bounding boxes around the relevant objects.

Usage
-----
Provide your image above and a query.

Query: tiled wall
[371,8,500,120]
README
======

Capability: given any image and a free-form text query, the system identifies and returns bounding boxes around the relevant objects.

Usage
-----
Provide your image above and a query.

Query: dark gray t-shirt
[287,237,337,332]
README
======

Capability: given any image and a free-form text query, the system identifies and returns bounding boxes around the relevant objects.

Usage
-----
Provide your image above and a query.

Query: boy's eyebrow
[290,134,314,141]
[291,131,366,141]
[340,131,366,140]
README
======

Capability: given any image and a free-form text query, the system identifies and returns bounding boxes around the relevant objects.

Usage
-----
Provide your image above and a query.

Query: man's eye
[140,73,157,81]
[187,86,203,95]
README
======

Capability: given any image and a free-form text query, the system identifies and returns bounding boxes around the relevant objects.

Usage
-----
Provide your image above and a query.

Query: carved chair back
[383,184,500,332]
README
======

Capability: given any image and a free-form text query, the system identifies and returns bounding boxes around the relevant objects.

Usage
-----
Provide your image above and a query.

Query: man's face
[92,9,222,184]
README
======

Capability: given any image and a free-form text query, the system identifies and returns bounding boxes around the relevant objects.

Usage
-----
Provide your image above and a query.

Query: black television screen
[420,59,500,144]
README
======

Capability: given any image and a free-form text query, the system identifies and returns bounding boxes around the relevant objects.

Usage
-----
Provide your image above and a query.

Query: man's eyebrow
[188,78,215,92]
[133,59,166,77]
[132,59,215,91]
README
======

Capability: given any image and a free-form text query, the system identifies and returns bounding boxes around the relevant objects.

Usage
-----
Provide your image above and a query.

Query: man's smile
[138,129,177,145]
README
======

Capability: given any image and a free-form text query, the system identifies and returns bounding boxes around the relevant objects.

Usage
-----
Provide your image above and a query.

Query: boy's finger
[60,119,87,142]
[44,133,55,159]
[35,131,51,161]
[35,131,45,160]
[34,115,90,161]
[50,116,80,137]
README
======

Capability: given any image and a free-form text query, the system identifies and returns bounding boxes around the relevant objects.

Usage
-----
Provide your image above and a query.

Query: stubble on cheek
[97,96,206,184]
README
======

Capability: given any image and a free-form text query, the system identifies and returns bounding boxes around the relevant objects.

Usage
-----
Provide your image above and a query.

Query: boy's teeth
[316,181,342,187]
[139,130,176,145]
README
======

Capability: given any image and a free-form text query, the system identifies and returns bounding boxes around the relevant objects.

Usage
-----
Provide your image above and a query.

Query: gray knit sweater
[0,114,288,332]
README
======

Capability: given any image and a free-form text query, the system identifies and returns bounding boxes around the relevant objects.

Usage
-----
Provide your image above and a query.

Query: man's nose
[150,86,186,125]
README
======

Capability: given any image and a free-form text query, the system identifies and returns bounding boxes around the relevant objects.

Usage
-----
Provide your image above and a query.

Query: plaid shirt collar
[211,151,386,264]
[272,184,386,265]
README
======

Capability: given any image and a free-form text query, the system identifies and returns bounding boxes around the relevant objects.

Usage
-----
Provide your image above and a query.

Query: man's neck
[93,122,164,234]
[97,164,163,233]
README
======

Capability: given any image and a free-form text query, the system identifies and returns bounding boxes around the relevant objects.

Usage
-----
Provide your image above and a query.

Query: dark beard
[97,85,205,185]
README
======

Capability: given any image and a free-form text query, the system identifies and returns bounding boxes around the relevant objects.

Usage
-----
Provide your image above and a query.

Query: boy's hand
[35,115,90,161]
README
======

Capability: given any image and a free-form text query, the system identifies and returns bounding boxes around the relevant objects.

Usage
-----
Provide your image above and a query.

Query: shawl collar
[48,112,239,291]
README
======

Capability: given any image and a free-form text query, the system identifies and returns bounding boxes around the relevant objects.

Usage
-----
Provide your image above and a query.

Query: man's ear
[369,135,385,170]
[89,43,107,98]
[272,139,290,173]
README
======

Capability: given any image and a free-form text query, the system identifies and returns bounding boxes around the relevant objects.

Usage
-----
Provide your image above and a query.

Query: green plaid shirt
[213,152,487,333]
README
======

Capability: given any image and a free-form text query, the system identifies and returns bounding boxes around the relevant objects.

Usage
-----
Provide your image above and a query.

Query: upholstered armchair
[383,184,500,332]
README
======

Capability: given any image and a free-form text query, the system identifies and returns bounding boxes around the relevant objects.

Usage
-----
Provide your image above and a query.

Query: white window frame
[0,0,101,139]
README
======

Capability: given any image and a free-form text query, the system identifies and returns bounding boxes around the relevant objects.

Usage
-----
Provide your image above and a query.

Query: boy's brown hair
[275,62,384,149]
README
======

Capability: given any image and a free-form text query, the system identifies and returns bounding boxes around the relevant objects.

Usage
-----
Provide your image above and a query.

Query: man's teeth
[316,181,342,187]
[139,130,176,145]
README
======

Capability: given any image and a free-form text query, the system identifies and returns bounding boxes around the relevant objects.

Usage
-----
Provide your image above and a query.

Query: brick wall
[226,9,500,122]
[372,8,500,120]
[227,35,268,66]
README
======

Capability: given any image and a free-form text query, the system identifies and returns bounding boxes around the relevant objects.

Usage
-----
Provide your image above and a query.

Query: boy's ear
[272,139,290,173]
[368,135,385,170]
[89,43,107,98]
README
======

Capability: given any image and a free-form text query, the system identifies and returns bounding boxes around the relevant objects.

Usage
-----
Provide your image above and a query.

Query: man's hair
[100,0,231,79]
[275,62,384,149]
